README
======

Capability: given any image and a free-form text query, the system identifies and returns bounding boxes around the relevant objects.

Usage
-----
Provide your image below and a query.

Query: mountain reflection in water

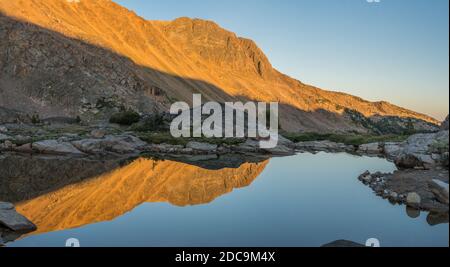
[0,154,269,236]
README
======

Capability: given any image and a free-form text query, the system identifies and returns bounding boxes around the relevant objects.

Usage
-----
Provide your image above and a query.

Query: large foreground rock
[0,202,36,232]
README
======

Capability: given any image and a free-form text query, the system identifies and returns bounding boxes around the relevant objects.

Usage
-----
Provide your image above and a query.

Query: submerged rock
[321,240,365,247]
[1,227,23,246]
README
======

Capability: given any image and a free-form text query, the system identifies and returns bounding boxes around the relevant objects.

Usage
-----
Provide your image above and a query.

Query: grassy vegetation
[283,132,410,146]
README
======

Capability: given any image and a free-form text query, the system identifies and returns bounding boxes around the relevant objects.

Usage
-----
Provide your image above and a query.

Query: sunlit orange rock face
[0,0,438,132]
[15,158,269,235]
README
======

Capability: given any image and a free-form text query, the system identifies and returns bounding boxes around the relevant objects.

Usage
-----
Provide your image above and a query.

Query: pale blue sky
[115,0,449,120]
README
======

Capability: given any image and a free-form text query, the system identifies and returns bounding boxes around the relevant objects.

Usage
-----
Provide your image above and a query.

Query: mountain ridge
[0,0,440,133]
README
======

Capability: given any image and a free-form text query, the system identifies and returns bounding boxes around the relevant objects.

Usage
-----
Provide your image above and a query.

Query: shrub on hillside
[109,110,141,125]
[131,114,165,132]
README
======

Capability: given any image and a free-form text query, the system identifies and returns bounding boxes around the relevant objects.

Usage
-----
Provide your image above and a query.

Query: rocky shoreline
[0,122,299,157]
[1,122,448,161]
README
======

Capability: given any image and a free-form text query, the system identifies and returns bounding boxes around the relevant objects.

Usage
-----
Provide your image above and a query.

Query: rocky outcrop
[441,115,449,130]
[0,202,36,233]
[350,130,450,169]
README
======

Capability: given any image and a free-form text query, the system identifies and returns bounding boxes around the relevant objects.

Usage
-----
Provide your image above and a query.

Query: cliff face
[0,0,439,132]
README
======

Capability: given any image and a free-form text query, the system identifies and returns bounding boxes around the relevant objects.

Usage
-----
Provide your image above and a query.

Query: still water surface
[6,152,449,247]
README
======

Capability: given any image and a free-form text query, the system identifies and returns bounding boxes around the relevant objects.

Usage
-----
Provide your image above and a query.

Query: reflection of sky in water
[9,153,449,247]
